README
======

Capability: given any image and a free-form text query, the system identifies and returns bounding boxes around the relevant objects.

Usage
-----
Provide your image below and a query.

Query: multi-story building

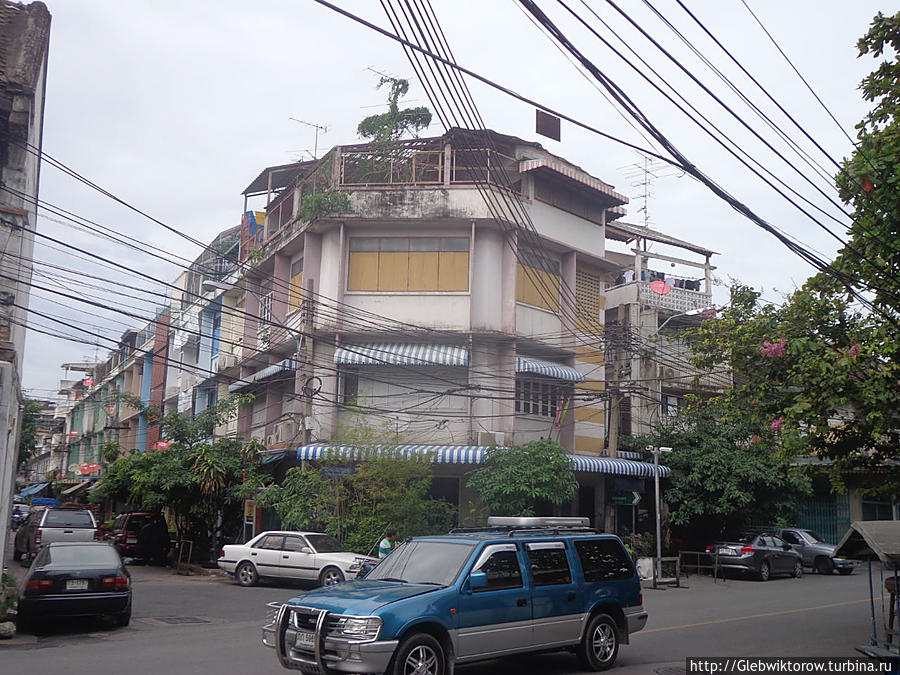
[0,0,50,556]
[17,399,61,484]
[214,128,725,532]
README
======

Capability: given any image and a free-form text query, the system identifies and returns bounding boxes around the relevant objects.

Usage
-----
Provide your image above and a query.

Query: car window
[306,534,343,553]
[804,530,828,544]
[44,510,95,528]
[526,542,572,586]
[47,545,120,567]
[125,514,150,532]
[256,535,284,550]
[574,538,633,582]
[756,536,771,547]
[781,531,802,544]
[282,536,307,552]
[473,546,523,592]
[367,540,474,586]
[771,535,787,547]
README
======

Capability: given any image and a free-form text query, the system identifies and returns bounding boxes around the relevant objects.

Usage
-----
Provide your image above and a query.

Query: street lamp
[647,445,672,587]
[651,305,716,336]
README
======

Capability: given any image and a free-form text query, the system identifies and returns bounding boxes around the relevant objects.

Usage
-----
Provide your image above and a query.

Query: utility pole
[295,278,316,445]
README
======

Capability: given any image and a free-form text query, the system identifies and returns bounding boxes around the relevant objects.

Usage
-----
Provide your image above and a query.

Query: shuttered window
[347,237,469,292]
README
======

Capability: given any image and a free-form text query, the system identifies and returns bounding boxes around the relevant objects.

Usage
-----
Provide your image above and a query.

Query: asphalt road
[1,541,879,675]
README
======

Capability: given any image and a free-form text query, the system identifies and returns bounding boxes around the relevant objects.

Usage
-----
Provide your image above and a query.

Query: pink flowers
[848,344,860,357]
[761,338,786,357]
[770,418,785,431]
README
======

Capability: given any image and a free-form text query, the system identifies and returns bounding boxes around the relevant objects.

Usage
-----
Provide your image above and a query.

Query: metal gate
[797,493,850,545]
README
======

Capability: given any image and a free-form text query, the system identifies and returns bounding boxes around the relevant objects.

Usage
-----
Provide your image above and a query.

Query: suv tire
[815,557,834,575]
[236,561,259,587]
[389,633,445,675]
[577,612,619,671]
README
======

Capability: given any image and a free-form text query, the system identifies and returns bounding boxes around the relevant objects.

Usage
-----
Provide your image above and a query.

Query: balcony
[605,281,712,315]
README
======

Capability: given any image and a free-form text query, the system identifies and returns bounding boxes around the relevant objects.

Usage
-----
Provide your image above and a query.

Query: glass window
[44,510,95,528]
[367,540,474,586]
[281,536,308,552]
[575,539,633,582]
[781,531,802,545]
[255,535,284,550]
[410,238,440,252]
[380,238,408,252]
[526,543,572,586]
[350,237,380,252]
[306,534,343,553]
[341,368,359,405]
[441,238,469,252]
[47,544,120,567]
[473,548,523,591]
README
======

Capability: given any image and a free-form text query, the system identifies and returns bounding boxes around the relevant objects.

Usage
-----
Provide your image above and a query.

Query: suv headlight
[328,616,382,641]
[348,556,376,572]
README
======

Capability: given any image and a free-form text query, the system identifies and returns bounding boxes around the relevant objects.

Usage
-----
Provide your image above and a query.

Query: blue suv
[262,517,647,673]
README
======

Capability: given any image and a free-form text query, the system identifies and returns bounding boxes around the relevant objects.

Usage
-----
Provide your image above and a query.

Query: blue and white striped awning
[17,482,50,498]
[517,356,585,383]
[297,444,485,464]
[602,450,645,461]
[569,454,670,478]
[228,358,296,393]
[295,445,669,477]
[334,344,469,367]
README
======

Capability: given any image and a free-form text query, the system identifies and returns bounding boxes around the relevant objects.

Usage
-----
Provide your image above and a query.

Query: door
[455,544,532,659]
[279,535,317,581]
[525,542,582,647]
[779,530,808,564]
[249,534,285,578]
[769,535,794,573]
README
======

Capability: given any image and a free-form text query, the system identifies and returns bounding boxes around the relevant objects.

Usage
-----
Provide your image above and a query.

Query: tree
[630,399,811,546]
[357,76,432,142]
[92,394,264,560]
[17,399,42,467]
[466,440,577,517]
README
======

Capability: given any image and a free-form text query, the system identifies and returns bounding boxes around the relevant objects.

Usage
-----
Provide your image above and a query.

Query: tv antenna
[289,118,328,159]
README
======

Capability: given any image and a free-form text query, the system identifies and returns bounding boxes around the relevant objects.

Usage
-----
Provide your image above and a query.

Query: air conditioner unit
[217,353,236,371]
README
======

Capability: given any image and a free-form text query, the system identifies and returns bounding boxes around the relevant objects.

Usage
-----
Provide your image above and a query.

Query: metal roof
[834,521,900,566]
[606,221,717,257]
[242,161,316,196]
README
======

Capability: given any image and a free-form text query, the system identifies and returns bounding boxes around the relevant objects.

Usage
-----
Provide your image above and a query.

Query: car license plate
[66,579,88,591]
[718,547,735,556]
[295,630,316,650]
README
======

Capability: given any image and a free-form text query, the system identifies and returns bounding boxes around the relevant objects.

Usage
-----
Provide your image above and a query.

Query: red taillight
[93,529,101,540]
[219,549,225,558]
[34,528,42,545]
[25,579,53,592]
[741,546,754,554]
[705,546,713,552]
[101,576,129,589]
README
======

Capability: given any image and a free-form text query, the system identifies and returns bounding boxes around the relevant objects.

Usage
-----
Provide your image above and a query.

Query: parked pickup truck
[262,517,647,674]
[769,527,858,575]
[13,507,98,562]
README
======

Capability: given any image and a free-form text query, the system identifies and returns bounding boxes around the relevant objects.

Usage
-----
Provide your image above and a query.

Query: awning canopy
[835,521,900,566]
[61,481,91,496]
[228,358,296,393]
[517,356,585,383]
[334,344,469,367]
[295,445,669,477]
[519,158,628,205]
[18,482,50,497]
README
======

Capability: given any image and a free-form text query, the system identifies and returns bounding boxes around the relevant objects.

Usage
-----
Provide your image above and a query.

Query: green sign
[610,491,641,506]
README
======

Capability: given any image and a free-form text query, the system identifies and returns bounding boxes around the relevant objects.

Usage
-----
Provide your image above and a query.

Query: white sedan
[218,531,376,587]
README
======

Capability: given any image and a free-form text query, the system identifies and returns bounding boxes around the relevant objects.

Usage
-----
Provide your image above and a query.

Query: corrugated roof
[606,221,717,257]
[242,160,316,196]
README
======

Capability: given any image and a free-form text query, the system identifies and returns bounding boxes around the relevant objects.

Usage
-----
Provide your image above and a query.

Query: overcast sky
[22,0,888,399]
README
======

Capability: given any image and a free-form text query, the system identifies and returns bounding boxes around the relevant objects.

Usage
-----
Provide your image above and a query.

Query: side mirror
[783,544,791,551]
[300,547,313,554]
[469,571,488,591]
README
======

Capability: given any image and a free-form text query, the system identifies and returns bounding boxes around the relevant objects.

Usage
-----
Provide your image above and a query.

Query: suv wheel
[390,633,445,675]
[759,561,770,582]
[577,613,619,671]
[236,561,259,587]
[319,566,344,586]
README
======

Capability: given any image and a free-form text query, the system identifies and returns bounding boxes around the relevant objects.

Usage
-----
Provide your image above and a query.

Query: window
[516,249,560,311]
[259,283,273,325]
[255,535,284,550]
[576,268,603,332]
[282,536,308,553]
[347,237,469,292]
[340,368,359,405]
[289,258,304,311]
[780,531,802,545]
[515,378,562,417]
[526,542,572,586]
[862,501,895,521]
[472,545,523,592]
[574,539,633,582]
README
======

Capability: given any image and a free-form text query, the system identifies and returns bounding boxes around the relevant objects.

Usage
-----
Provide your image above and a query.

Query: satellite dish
[649,280,671,295]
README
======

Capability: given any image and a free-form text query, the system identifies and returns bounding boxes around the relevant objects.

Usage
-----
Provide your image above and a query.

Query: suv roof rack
[449,517,601,537]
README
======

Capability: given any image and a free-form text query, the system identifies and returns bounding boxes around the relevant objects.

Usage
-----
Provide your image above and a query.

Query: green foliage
[633,398,811,544]
[91,395,264,560]
[298,188,351,223]
[17,398,42,467]
[257,418,455,553]
[466,440,577,517]
[101,441,120,465]
[1,571,17,621]
[357,76,432,142]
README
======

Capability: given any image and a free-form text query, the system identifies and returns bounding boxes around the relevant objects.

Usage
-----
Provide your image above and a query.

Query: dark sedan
[18,542,132,631]
[707,532,803,581]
